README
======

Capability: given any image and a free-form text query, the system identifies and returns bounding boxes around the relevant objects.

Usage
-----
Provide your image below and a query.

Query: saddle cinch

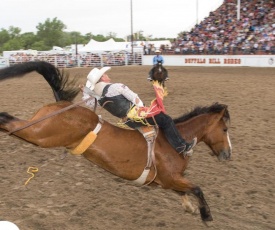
[134,125,159,185]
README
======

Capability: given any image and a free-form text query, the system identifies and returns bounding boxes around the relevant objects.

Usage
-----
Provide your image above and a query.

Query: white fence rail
[0,57,9,69]
[5,51,143,68]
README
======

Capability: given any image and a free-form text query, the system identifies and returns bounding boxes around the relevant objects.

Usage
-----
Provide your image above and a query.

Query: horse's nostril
[226,151,231,160]
[218,151,231,161]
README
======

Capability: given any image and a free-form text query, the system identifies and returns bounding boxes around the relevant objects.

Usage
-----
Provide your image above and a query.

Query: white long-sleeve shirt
[83,83,144,109]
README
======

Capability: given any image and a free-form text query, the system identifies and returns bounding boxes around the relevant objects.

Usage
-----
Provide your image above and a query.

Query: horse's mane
[173,103,230,124]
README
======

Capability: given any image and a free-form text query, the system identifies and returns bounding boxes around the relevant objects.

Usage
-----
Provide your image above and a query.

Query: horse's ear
[220,107,230,124]
[220,108,226,118]
[217,108,228,122]
[208,108,227,128]
[214,108,230,126]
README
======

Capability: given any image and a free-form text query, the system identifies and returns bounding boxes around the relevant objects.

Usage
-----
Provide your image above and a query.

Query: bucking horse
[0,61,232,222]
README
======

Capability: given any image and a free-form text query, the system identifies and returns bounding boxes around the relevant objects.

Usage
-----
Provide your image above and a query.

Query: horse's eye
[223,128,228,132]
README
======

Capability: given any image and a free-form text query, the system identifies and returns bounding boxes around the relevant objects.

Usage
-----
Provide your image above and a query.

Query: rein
[7,98,92,135]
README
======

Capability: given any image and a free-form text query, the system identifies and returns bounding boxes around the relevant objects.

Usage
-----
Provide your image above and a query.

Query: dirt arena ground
[0,65,274,230]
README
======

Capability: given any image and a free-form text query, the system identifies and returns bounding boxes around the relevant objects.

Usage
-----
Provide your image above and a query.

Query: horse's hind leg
[0,112,20,132]
[181,193,196,213]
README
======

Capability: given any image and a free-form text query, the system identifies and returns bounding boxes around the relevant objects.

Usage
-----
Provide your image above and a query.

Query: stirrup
[181,137,197,157]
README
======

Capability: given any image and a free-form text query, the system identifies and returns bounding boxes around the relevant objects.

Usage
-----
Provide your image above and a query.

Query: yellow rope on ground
[24,166,39,186]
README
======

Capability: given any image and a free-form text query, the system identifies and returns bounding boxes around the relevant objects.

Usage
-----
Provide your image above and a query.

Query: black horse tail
[0,61,80,102]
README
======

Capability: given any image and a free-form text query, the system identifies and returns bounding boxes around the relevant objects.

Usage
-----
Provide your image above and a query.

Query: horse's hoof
[200,207,213,222]
[202,214,213,222]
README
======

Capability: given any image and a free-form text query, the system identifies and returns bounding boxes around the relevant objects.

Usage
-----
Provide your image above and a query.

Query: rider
[81,67,197,157]
[147,49,169,81]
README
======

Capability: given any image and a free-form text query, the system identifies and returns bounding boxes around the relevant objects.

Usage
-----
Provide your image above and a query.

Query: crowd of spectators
[172,0,275,55]
[3,0,275,66]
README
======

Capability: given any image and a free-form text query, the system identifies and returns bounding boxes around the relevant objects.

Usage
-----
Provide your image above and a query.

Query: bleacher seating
[171,0,275,55]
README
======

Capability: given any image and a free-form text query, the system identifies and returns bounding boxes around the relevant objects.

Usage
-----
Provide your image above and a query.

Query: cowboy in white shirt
[81,67,196,157]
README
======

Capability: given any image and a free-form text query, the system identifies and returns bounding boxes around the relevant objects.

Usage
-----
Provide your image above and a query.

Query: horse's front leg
[161,174,213,222]
[175,186,213,222]
[193,187,213,221]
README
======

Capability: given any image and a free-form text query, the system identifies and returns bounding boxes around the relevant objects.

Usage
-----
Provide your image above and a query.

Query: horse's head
[152,62,168,85]
[200,105,232,161]
[174,103,232,161]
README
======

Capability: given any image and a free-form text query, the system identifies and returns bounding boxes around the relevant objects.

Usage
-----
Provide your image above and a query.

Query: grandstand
[1,0,274,68]
[172,0,275,55]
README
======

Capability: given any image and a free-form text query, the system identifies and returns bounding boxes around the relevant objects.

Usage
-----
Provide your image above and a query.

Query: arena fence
[0,57,9,69]
[5,51,143,68]
[2,52,274,68]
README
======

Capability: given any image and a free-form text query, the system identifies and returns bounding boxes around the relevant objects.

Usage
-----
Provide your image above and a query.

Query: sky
[1,0,224,39]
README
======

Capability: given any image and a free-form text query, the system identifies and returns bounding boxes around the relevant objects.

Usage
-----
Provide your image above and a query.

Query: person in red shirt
[81,66,197,157]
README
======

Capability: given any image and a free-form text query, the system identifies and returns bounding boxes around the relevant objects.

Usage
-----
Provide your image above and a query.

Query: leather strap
[133,126,158,186]
[8,98,91,135]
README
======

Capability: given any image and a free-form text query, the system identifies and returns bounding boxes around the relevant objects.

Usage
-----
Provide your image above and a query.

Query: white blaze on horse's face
[158,66,162,73]
[217,126,232,161]
[227,132,232,153]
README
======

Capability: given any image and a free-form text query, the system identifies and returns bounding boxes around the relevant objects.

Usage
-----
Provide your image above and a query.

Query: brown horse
[152,61,168,87]
[0,61,232,222]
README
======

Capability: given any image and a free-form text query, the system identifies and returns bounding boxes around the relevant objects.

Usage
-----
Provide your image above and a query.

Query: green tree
[31,40,48,51]
[36,17,66,50]
[2,38,24,51]
[83,33,93,44]
[8,26,21,39]
[69,31,83,45]
[106,32,117,39]
[20,32,37,50]
[0,29,11,50]
[0,27,23,53]
[92,34,107,42]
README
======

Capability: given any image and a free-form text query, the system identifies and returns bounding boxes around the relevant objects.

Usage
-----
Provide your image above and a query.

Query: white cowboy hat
[86,66,111,90]
[155,49,161,53]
